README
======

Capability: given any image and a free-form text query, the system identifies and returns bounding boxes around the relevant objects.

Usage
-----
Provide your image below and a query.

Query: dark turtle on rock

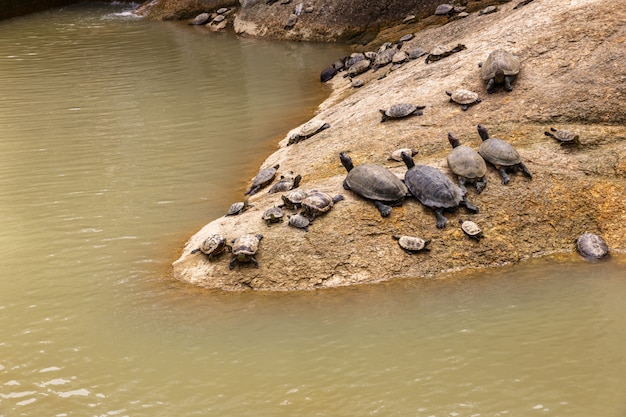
[446,89,482,111]
[288,213,310,231]
[479,49,520,93]
[280,189,308,210]
[477,124,532,184]
[401,152,478,229]
[190,234,231,260]
[447,132,487,194]
[320,66,338,82]
[287,120,330,145]
[576,233,609,261]
[229,234,263,270]
[226,199,253,216]
[268,172,302,193]
[388,148,418,162]
[544,127,581,146]
[262,206,284,225]
[425,43,466,64]
[301,190,344,220]
[379,103,426,122]
[393,235,431,254]
[340,152,408,217]
[245,164,280,196]
[459,218,483,239]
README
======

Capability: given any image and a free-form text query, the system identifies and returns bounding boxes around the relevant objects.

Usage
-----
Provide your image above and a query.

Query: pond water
[1,3,625,417]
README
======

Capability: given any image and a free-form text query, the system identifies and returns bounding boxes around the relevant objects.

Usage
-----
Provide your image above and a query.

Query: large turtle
[477,124,532,184]
[245,164,280,196]
[301,190,344,220]
[447,132,487,194]
[340,152,408,217]
[190,234,231,260]
[229,234,263,270]
[446,89,482,111]
[401,151,478,229]
[479,49,520,93]
[287,120,330,145]
[393,235,431,254]
[544,127,581,146]
[379,103,426,122]
[576,233,609,261]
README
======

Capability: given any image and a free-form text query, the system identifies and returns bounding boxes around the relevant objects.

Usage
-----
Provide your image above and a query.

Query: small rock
[304,6,314,13]
[351,78,364,88]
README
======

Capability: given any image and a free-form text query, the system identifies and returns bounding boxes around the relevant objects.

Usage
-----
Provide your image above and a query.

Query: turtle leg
[374,201,393,217]
[434,209,448,229]
[342,179,351,191]
[458,177,468,195]
[504,76,514,91]
[486,78,496,94]
[518,162,533,179]
[475,177,487,194]
[460,197,479,214]
[250,256,259,268]
[498,166,510,184]
[461,104,469,111]
[228,257,237,270]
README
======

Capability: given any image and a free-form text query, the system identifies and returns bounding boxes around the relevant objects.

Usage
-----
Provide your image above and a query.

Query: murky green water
[1,3,625,417]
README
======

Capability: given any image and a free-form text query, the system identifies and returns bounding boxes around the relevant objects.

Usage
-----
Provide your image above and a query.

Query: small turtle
[226,199,253,216]
[447,132,487,193]
[446,89,482,111]
[190,234,231,260]
[393,235,431,254]
[245,164,280,196]
[262,206,284,225]
[480,49,520,93]
[345,59,371,78]
[425,43,466,64]
[477,124,532,184]
[288,120,330,145]
[340,152,408,217]
[379,103,426,122]
[544,127,581,146]
[402,152,478,229]
[434,3,454,15]
[301,190,344,220]
[268,172,302,193]
[576,233,609,261]
[477,5,498,15]
[388,148,419,162]
[229,234,263,270]
[212,14,226,23]
[351,78,365,88]
[288,213,310,231]
[280,189,308,210]
[459,218,483,239]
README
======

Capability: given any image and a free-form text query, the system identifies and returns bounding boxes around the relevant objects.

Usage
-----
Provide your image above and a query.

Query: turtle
[434,3,454,15]
[408,47,428,60]
[244,164,280,195]
[477,124,532,184]
[288,213,311,231]
[190,234,231,260]
[284,13,298,29]
[226,199,253,216]
[345,53,365,68]
[268,172,302,193]
[401,151,478,229]
[287,120,330,145]
[351,78,365,88]
[339,152,408,217]
[459,218,483,239]
[320,66,338,82]
[379,103,426,122]
[262,206,284,225]
[425,43,466,64]
[212,14,226,23]
[446,89,482,111]
[345,59,371,78]
[478,5,498,15]
[393,235,431,254]
[372,48,396,71]
[576,233,609,261]
[447,132,487,194]
[479,49,521,93]
[216,7,229,14]
[301,190,344,220]
[544,127,581,146]
[189,13,210,25]
[392,51,409,65]
[398,33,414,43]
[280,189,308,210]
[229,234,263,270]
[388,148,419,162]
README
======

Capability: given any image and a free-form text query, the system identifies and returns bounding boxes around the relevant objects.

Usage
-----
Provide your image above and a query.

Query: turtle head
[292,174,302,188]
[477,124,490,141]
[448,132,461,148]
[400,150,416,169]
[339,152,354,172]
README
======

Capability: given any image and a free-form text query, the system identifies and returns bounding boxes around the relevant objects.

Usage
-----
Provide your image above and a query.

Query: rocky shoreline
[168,0,625,290]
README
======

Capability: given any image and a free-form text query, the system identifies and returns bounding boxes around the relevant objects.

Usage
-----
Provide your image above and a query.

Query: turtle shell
[347,59,371,77]
[373,48,396,68]
[302,190,343,217]
[262,207,284,224]
[408,47,427,60]
[480,49,520,80]
[191,234,230,259]
[212,14,226,23]
[226,200,249,216]
[545,127,579,143]
[459,219,482,238]
[232,234,263,256]
[478,137,521,167]
[281,189,308,209]
[393,235,431,252]
[447,145,487,180]
[190,13,210,25]
[404,163,463,209]
[447,89,480,105]
[216,7,229,13]
[345,53,365,68]
[343,162,408,205]
[245,164,279,195]
[382,103,425,119]
[392,51,408,64]
[288,213,310,230]
[576,233,609,260]
[434,3,454,15]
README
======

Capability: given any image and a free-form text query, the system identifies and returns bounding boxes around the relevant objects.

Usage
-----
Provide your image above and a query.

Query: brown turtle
[379,103,426,122]
[393,235,431,254]
[479,49,520,93]
[245,164,280,196]
[544,127,581,146]
[229,234,263,270]
[446,89,482,111]
[190,234,231,260]
[447,132,487,194]
[477,124,532,184]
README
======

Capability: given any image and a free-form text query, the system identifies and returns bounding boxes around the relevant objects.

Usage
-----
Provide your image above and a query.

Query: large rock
[172,0,626,290]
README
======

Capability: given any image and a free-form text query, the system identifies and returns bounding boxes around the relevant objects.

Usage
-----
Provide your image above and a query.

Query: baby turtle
[340,152,408,217]
[446,89,482,111]
[229,234,263,270]
[544,127,581,146]
[388,148,419,162]
[190,234,231,260]
[379,103,426,122]
[447,132,487,194]
[402,152,478,229]
[393,235,431,254]
[226,199,252,216]
[288,120,330,145]
[425,43,466,64]
[280,189,308,210]
[576,233,609,261]
[459,218,483,240]
[262,206,284,225]
[288,213,310,231]
[477,124,532,184]
[268,172,302,193]
[301,190,344,220]
[245,164,280,196]
[480,49,520,93]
